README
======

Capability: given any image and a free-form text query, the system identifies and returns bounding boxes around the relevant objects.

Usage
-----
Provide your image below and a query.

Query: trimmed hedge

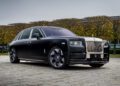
[110,49,120,54]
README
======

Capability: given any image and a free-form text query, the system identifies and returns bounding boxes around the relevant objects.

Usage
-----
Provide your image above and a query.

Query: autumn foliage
[0,16,120,45]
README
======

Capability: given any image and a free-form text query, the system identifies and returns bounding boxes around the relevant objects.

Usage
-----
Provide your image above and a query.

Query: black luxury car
[8,26,109,69]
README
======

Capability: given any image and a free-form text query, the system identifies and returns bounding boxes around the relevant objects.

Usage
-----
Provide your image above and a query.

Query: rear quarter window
[19,29,31,40]
[13,31,23,41]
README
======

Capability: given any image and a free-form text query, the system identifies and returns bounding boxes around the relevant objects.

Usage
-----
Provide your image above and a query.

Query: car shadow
[20,61,50,67]
[65,65,106,70]
[19,61,106,70]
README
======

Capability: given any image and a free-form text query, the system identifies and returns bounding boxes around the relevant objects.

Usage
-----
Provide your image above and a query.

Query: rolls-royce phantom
[8,26,109,69]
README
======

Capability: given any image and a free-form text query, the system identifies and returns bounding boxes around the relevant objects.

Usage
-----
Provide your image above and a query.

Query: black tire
[48,47,67,69]
[89,63,104,68]
[9,48,20,63]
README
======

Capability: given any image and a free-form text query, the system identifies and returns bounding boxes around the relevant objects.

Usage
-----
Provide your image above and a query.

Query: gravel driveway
[0,55,120,86]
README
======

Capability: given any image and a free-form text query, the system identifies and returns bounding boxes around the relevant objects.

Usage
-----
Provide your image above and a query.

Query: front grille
[87,41,102,52]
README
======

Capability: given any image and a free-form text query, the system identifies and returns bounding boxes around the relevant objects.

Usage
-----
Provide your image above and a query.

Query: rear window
[14,31,23,41]
[19,29,31,40]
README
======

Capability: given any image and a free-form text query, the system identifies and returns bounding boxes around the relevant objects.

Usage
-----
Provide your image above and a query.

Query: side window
[20,29,31,40]
[31,29,42,38]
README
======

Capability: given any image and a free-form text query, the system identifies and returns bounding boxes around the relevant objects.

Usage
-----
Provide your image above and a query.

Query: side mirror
[32,33,41,40]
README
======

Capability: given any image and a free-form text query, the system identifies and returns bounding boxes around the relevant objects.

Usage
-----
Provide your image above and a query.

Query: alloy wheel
[9,48,19,63]
[10,48,16,62]
[49,47,65,68]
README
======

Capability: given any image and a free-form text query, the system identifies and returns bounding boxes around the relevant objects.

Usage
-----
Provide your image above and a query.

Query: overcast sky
[0,0,120,25]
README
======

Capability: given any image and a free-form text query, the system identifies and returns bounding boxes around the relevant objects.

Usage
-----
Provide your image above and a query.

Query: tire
[89,63,104,68]
[9,48,20,63]
[48,47,67,69]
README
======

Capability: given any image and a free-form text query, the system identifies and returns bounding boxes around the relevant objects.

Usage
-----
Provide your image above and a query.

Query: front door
[29,28,44,60]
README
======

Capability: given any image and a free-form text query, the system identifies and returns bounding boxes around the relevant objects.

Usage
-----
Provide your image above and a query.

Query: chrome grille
[87,41,102,52]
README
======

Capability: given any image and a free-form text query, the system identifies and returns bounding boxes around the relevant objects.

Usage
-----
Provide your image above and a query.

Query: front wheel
[89,63,104,68]
[9,48,20,63]
[48,47,67,69]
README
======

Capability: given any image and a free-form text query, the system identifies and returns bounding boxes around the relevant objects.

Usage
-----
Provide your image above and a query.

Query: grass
[0,53,8,55]
[110,54,120,58]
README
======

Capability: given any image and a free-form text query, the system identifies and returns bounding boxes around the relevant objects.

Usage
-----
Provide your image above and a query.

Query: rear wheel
[9,48,20,63]
[48,47,67,69]
[89,63,104,68]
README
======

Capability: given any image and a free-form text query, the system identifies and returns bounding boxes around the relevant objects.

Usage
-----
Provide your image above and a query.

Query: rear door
[17,28,31,59]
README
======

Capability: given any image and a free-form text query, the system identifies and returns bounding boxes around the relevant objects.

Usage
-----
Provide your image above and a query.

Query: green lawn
[0,53,8,55]
[110,54,120,58]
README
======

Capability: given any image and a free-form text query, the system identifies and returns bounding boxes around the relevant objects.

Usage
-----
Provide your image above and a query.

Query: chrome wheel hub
[49,48,65,68]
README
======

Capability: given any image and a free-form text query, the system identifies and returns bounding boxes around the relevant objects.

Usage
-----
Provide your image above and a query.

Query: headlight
[104,43,109,48]
[70,41,83,47]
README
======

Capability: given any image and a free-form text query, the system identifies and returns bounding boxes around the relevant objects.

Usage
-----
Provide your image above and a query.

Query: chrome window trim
[29,29,34,39]
[40,28,47,37]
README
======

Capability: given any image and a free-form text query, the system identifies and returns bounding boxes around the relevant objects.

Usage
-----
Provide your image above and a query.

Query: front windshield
[42,27,76,37]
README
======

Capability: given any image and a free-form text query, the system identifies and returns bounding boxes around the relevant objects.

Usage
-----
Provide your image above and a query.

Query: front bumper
[69,52,109,65]
[69,58,109,64]
[69,44,109,65]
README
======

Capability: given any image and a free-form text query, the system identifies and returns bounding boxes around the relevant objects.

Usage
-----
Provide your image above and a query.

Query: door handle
[26,41,31,45]
[27,41,31,44]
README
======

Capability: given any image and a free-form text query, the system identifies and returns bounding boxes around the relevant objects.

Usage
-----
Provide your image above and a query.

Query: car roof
[30,26,64,30]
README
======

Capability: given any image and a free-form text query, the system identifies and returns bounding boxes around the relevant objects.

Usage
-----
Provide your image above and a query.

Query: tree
[82,16,113,41]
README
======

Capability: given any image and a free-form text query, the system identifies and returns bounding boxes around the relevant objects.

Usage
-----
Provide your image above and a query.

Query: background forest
[0,16,120,45]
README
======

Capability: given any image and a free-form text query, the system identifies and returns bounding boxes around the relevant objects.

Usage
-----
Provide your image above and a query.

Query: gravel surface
[0,55,120,86]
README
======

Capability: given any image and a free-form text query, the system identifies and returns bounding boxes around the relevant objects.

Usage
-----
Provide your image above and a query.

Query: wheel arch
[46,39,69,65]
[48,39,69,54]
